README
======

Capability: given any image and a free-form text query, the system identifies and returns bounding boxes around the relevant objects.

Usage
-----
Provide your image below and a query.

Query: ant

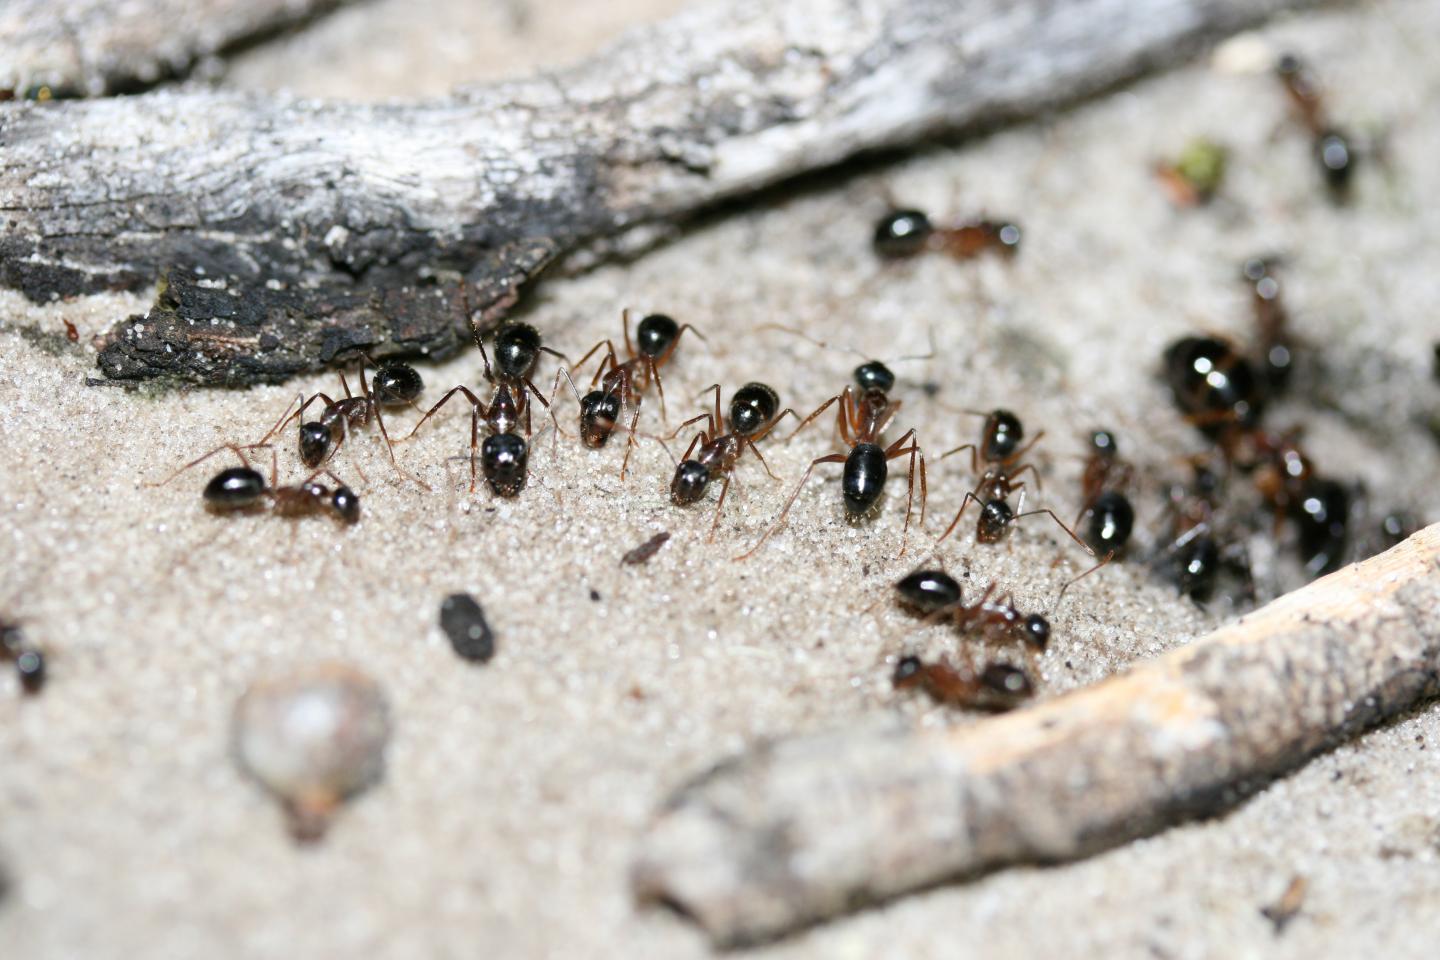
[1163,336,1264,453]
[735,360,927,559]
[1,621,45,694]
[668,383,796,540]
[408,321,562,497]
[155,444,361,525]
[1077,429,1136,557]
[895,569,1052,655]
[1244,258,1296,393]
[892,655,1033,712]
[934,409,1095,557]
[258,356,425,486]
[567,310,704,477]
[1276,54,1357,197]
[1156,461,1251,603]
[873,208,1021,261]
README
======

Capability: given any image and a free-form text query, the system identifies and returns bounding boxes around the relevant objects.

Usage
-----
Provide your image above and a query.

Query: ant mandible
[873,207,1022,261]
[257,356,426,487]
[933,409,1094,557]
[668,383,796,540]
[566,309,704,478]
[155,444,361,524]
[1,621,45,694]
[408,321,562,497]
[735,360,927,559]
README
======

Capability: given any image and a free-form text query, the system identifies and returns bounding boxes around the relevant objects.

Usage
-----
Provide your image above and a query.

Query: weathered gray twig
[0,0,354,98]
[0,0,1323,385]
[633,523,1440,946]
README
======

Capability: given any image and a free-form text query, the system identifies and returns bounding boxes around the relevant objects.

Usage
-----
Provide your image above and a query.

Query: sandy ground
[3,1,1440,957]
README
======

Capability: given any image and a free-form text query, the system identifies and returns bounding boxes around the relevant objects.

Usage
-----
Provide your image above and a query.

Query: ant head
[977,498,1014,543]
[493,322,543,380]
[481,433,529,498]
[670,460,712,505]
[853,360,896,394]
[979,663,1033,699]
[579,390,622,448]
[895,569,961,615]
[1022,614,1051,651]
[331,486,361,524]
[635,314,680,359]
[371,362,424,406]
[873,209,933,259]
[729,383,780,437]
[299,422,332,468]
[892,655,924,686]
[983,409,1024,461]
[203,467,266,511]
[1089,429,1119,459]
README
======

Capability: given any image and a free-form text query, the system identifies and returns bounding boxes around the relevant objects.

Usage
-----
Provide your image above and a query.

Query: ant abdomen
[895,569,962,615]
[671,460,712,505]
[481,433,528,497]
[982,409,1024,463]
[873,210,934,259]
[1172,535,1220,602]
[1084,490,1135,555]
[331,486,361,524]
[728,383,780,437]
[843,443,888,519]
[1163,336,1264,434]
[205,467,267,511]
[853,361,896,393]
[493,322,543,380]
[371,362,424,407]
[1293,477,1348,577]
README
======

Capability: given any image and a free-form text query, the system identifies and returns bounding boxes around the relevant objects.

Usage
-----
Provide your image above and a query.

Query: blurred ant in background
[1076,429,1136,558]
[1155,459,1252,603]
[1,620,45,695]
[1276,54,1359,199]
[873,207,1021,261]
[892,654,1032,712]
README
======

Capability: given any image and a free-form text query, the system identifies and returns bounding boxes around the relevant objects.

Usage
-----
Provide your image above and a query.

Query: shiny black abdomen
[843,443,887,518]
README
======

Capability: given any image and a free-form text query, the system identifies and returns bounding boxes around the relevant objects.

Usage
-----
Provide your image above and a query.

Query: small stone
[232,662,390,842]
[439,593,496,663]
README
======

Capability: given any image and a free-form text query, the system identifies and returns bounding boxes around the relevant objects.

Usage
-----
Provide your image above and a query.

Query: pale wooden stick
[634,523,1440,946]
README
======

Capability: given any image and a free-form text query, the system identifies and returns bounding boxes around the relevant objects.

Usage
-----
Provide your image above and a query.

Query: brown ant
[735,360,927,559]
[1,620,45,694]
[1276,54,1357,197]
[1077,429,1136,557]
[565,310,704,478]
[873,208,1021,261]
[259,357,425,486]
[408,321,561,497]
[933,409,1094,557]
[155,444,361,525]
[668,383,796,540]
[892,655,1032,712]
[895,569,1052,656]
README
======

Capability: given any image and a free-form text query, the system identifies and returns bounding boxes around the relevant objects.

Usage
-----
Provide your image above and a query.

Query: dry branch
[0,0,354,98]
[633,523,1440,946]
[0,0,1324,385]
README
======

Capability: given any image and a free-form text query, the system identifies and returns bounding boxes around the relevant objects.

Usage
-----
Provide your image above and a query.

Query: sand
[2,1,1439,957]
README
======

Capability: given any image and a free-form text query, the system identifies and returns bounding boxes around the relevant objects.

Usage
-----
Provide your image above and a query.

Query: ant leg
[256,392,306,446]
[706,473,734,543]
[1056,551,1115,603]
[1013,507,1097,557]
[468,406,481,494]
[742,436,784,482]
[645,356,670,422]
[524,377,551,410]
[619,402,644,482]
[339,370,354,401]
[665,411,716,441]
[148,442,271,487]
[935,491,983,547]
[679,432,704,462]
[371,399,430,491]
[939,442,979,474]
[1006,429,1047,467]
[570,339,617,382]
[733,454,847,560]
[406,385,485,440]
[785,394,844,443]
[883,429,923,554]
[1008,461,1044,495]
[622,308,635,359]
[749,408,799,444]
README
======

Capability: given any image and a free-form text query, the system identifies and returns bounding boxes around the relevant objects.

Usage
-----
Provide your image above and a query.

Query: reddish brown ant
[1,620,45,695]
[735,360,928,559]
[933,409,1094,557]
[667,383,796,540]
[1276,54,1357,197]
[873,208,1021,261]
[892,655,1032,712]
[564,310,704,479]
[259,356,425,487]
[154,444,361,525]
[895,569,1052,655]
[408,321,562,497]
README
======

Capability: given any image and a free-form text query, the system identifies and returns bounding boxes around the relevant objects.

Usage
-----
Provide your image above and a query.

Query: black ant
[873,208,1021,261]
[1276,54,1357,197]
[735,360,927,559]
[155,444,361,525]
[408,321,561,497]
[895,569,1052,654]
[934,409,1094,557]
[566,310,704,478]
[1244,258,1296,392]
[1,621,45,694]
[892,654,1032,712]
[1077,429,1136,557]
[1156,461,1251,603]
[1162,336,1264,452]
[258,356,425,486]
[668,383,796,540]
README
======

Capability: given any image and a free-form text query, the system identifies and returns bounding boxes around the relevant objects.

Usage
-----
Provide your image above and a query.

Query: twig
[0,0,1324,385]
[634,523,1440,946]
